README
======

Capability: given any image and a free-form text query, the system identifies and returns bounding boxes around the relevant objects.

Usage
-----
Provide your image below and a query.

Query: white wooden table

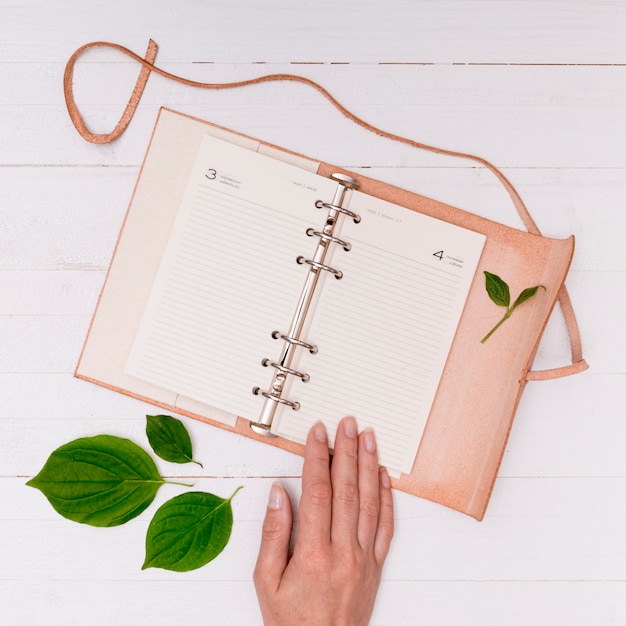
[2,2,625,624]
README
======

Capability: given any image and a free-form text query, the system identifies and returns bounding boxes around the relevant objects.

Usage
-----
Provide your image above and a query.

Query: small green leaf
[484,271,510,307]
[143,487,243,572]
[481,272,547,343]
[146,415,202,466]
[512,285,546,309]
[27,435,164,527]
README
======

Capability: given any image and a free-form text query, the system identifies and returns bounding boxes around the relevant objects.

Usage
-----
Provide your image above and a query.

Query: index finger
[295,421,332,549]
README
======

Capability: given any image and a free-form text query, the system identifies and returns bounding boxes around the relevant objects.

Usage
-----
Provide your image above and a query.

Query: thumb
[253,482,293,593]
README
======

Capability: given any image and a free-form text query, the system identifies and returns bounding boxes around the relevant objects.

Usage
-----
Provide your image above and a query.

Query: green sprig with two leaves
[27,414,242,572]
[481,271,546,343]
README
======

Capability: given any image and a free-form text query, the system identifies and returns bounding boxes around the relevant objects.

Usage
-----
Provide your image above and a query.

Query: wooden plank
[8,473,626,520]
[6,62,626,107]
[0,372,171,421]
[0,412,304,478]
[530,272,621,373]
[502,373,626,476]
[0,270,104,315]
[2,1,626,64]
[1,578,624,626]
[4,476,626,582]
[0,467,609,520]
[0,168,133,271]
[0,315,89,373]
[0,168,623,271]
[1,374,623,478]
[0,271,617,377]
[0,101,623,168]
[1,60,625,168]
[1,2,623,623]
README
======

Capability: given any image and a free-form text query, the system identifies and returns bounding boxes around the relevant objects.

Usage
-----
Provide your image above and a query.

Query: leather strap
[63,39,588,380]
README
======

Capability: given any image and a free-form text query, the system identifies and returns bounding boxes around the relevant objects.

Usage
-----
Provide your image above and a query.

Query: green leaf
[27,435,164,527]
[143,487,243,572]
[484,271,510,308]
[512,285,546,309]
[146,415,202,466]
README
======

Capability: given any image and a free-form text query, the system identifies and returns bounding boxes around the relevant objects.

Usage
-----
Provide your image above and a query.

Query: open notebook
[124,133,485,476]
[76,108,576,519]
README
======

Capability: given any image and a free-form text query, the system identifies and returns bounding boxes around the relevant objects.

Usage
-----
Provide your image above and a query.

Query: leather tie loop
[63,39,588,380]
[63,39,158,144]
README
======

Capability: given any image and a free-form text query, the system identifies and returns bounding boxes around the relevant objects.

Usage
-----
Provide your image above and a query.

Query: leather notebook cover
[76,108,576,520]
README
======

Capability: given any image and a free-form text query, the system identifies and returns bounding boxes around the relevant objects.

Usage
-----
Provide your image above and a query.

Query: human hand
[253,417,394,626]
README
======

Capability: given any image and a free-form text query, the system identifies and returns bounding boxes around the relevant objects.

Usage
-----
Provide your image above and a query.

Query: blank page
[127,133,485,476]
[126,134,337,419]
[271,190,486,475]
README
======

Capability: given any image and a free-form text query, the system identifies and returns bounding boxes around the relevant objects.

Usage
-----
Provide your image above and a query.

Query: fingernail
[314,421,327,442]
[268,482,284,510]
[343,416,357,438]
[363,429,376,453]
[380,467,390,489]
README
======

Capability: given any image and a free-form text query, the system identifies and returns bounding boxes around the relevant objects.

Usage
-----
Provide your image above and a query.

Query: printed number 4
[433,250,444,261]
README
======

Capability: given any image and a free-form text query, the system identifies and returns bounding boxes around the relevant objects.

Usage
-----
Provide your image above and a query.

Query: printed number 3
[206,169,217,180]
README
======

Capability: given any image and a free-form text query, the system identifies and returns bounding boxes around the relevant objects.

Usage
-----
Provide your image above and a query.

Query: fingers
[254,482,293,594]
[356,428,381,549]
[374,467,394,564]
[330,416,360,544]
[296,421,332,549]
[295,417,394,566]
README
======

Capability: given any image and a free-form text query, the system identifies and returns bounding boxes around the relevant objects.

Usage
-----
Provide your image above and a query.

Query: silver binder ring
[296,255,343,279]
[262,358,310,382]
[315,200,361,224]
[306,227,352,251]
[271,330,318,354]
[252,387,301,411]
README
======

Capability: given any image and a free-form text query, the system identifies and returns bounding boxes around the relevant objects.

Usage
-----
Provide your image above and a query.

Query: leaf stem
[481,310,512,343]
[228,485,244,502]
[164,480,195,488]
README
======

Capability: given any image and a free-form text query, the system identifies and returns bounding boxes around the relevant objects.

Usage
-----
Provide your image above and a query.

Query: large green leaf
[27,435,164,527]
[143,488,242,572]
[146,414,201,466]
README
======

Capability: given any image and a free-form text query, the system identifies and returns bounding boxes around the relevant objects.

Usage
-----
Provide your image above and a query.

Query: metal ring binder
[306,227,352,251]
[262,358,311,382]
[252,387,301,411]
[315,200,361,223]
[271,330,318,354]
[250,172,360,437]
[296,255,343,279]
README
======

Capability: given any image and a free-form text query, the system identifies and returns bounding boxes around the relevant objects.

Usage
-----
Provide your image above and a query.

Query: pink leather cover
[321,164,573,519]
[76,109,577,520]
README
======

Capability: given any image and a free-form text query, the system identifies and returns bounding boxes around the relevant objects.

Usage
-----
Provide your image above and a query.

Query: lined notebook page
[127,132,485,477]
[271,191,486,475]
[126,134,337,419]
